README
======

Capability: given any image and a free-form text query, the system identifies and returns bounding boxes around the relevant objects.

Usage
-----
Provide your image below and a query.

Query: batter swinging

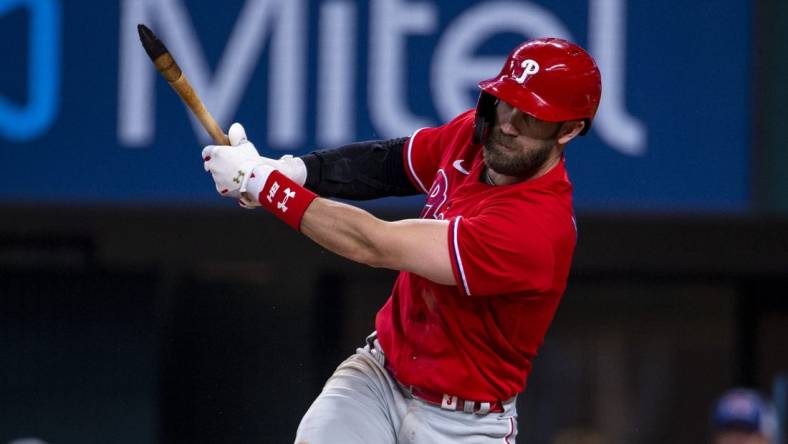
[201,38,602,443]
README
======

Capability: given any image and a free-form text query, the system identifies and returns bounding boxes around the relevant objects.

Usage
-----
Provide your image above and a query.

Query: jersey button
[411,354,418,360]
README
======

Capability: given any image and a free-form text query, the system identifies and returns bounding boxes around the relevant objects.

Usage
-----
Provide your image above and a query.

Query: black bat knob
[138,23,168,61]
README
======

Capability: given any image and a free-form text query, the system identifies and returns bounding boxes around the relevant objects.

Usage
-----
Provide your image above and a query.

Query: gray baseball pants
[294,333,518,444]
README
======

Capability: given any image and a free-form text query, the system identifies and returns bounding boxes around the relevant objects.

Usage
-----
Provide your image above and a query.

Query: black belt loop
[365,331,385,367]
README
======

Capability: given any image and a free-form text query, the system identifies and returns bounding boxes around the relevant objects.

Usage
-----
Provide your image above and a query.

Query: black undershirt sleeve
[299,137,421,200]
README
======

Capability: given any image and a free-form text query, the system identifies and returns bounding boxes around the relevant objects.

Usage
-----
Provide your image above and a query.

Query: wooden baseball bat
[137,24,230,145]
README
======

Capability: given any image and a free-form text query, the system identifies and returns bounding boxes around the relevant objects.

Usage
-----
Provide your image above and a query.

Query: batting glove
[202,122,308,207]
[202,122,265,199]
[238,154,307,208]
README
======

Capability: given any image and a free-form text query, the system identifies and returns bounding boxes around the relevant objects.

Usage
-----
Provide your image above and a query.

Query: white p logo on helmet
[513,59,540,84]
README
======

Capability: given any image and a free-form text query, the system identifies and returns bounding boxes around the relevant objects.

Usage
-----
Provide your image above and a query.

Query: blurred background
[1,0,787,443]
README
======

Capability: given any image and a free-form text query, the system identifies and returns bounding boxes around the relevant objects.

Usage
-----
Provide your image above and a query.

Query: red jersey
[375,109,577,402]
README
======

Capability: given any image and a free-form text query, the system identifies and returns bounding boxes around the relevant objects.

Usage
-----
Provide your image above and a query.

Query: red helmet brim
[478,77,586,123]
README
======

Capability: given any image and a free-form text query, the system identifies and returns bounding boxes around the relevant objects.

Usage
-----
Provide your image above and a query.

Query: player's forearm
[299,198,455,284]
[243,163,394,266]
[300,198,389,267]
[243,166,453,283]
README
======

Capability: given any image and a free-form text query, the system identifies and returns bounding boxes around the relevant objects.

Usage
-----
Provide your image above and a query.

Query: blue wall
[0,0,751,212]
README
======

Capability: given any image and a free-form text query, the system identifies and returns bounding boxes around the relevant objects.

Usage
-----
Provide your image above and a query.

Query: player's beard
[482,131,555,179]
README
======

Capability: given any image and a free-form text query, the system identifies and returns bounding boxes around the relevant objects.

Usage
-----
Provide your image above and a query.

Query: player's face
[483,100,564,178]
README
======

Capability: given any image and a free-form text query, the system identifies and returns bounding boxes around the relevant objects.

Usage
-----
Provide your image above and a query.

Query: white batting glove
[202,122,308,208]
[239,156,307,209]
[202,123,266,200]
[240,164,276,208]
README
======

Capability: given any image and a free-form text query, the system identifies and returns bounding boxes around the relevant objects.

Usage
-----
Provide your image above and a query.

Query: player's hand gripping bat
[137,24,230,145]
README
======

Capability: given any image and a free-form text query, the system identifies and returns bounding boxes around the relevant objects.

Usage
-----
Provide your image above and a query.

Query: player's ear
[557,120,585,145]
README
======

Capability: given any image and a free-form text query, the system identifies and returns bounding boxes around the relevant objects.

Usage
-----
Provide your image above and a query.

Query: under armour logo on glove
[232,170,245,184]
[277,188,296,213]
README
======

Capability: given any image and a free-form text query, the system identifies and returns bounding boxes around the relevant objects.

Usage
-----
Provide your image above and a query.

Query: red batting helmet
[473,38,602,143]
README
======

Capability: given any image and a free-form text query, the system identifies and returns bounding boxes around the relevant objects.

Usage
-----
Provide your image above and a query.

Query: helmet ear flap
[473,92,498,145]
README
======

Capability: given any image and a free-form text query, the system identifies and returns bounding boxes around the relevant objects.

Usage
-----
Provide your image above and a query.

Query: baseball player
[202,38,601,443]
[711,388,777,444]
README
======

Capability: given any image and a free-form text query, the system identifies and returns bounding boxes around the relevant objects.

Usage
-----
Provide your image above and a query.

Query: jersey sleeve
[403,110,476,194]
[446,203,556,297]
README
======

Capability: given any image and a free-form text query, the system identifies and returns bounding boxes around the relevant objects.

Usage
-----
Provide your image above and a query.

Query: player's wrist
[243,164,273,202]
[244,156,306,194]
[247,166,318,230]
